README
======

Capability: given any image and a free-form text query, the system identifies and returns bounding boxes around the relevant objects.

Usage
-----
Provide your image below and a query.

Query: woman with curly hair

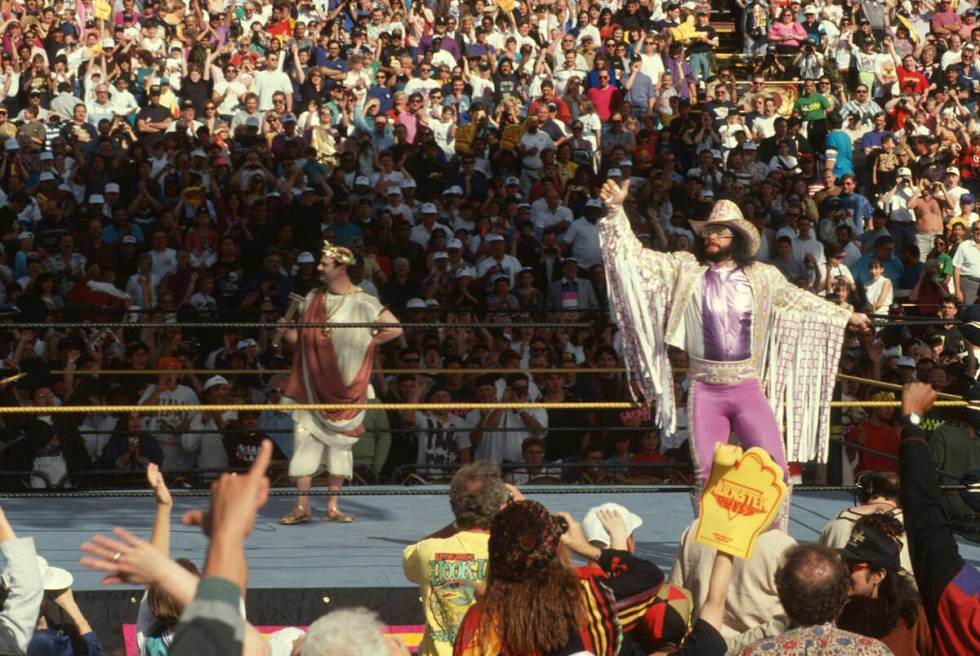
[837,513,933,656]
[452,500,622,656]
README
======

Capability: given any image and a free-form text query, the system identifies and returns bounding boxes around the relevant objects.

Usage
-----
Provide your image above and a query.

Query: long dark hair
[837,514,920,638]
[692,229,756,267]
[481,551,583,655]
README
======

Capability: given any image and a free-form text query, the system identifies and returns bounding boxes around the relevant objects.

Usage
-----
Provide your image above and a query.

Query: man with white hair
[300,608,409,655]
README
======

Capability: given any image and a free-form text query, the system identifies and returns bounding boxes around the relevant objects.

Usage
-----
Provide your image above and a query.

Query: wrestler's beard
[702,242,734,263]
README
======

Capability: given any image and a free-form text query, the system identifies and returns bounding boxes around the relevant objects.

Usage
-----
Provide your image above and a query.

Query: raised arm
[597,178,687,432]
[146,463,173,557]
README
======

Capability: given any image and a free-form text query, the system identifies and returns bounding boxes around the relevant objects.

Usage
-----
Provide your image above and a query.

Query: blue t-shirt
[826,130,855,178]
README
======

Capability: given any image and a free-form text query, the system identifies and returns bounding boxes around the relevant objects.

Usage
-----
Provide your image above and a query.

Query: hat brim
[689,217,760,257]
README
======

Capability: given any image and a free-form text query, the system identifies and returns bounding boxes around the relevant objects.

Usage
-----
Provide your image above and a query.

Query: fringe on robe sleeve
[598,205,691,434]
[759,266,852,463]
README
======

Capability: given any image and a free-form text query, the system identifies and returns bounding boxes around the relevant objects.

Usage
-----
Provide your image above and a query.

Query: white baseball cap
[204,375,230,391]
[36,556,73,591]
[39,152,53,161]
[485,233,505,242]
[447,238,463,250]
[607,168,622,178]
[236,338,258,351]
[406,298,426,309]
[421,202,438,214]
[354,175,370,186]
[585,198,604,208]
[582,503,644,548]
[105,182,120,193]
[297,252,316,264]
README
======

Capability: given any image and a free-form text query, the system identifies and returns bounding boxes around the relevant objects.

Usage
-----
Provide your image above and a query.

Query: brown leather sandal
[323,508,354,523]
[279,506,313,525]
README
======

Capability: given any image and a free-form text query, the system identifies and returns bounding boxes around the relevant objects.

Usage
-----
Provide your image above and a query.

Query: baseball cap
[406,298,426,309]
[190,148,207,159]
[421,202,438,214]
[447,239,463,250]
[88,194,105,204]
[947,166,961,176]
[455,267,476,279]
[105,182,120,193]
[486,233,505,242]
[281,113,297,123]
[607,168,622,178]
[964,194,977,204]
[582,503,644,548]
[433,251,449,260]
[444,185,464,196]
[180,98,194,109]
[585,198,604,208]
[897,167,912,178]
[354,175,370,186]
[17,232,33,241]
[204,375,230,391]
[400,178,417,189]
[121,235,137,245]
[236,338,258,351]
[149,84,161,96]
[297,252,316,265]
[840,524,901,571]
[896,356,916,368]
[38,172,56,182]
[39,152,53,161]
[505,176,521,186]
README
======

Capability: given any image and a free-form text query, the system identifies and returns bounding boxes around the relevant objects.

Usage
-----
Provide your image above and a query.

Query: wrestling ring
[1,314,978,653]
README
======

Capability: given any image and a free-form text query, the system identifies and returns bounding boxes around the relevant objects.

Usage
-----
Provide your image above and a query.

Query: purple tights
[688,378,791,528]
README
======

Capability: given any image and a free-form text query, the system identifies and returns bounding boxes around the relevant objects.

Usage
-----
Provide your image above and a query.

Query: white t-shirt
[252,70,293,111]
[519,129,554,170]
[472,408,548,464]
[412,412,471,466]
[563,217,602,269]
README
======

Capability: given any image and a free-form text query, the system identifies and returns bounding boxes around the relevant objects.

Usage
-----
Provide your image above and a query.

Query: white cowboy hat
[689,200,761,257]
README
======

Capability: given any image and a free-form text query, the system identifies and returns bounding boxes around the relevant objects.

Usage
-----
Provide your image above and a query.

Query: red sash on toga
[285,291,375,431]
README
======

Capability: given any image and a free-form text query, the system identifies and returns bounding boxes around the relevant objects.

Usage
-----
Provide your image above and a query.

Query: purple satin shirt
[701,265,753,361]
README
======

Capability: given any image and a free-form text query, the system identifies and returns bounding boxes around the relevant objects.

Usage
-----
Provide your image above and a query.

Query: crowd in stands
[4,0,980,492]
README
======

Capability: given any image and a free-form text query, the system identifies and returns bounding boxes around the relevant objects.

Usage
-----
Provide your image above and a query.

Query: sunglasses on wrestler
[702,226,735,239]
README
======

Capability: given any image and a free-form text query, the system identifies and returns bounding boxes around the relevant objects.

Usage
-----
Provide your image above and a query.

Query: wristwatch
[903,412,922,426]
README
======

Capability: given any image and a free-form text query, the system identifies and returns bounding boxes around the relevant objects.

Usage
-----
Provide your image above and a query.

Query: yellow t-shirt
[403,530,490,656]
